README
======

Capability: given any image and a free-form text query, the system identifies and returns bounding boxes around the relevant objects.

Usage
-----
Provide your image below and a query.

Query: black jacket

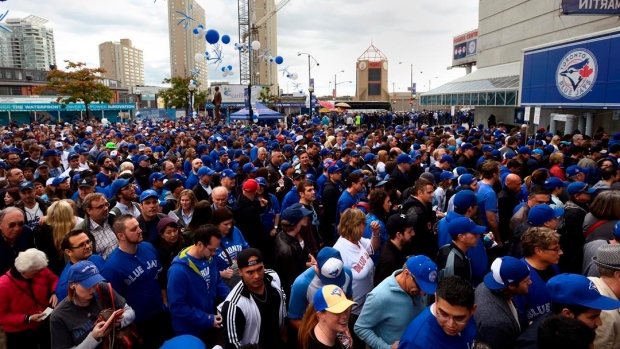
[390,167,412,193]
[558,200,589,273]
[0,226,35,275]
[497,188,522,244]
[266,162,282,194]
[402,196,437,258]
[192,182,213,203]
[321,180,343,229]
[134,165,152,192]
[374,240,406,286]
[233,194,267,258]
[273,232,307,300]
[436,242,471,283]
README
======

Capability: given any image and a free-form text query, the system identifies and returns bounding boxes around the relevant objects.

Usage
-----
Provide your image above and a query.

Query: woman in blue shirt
[212,207,249,288]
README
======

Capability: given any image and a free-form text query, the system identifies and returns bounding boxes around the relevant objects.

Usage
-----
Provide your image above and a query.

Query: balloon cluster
[221,65,234,78]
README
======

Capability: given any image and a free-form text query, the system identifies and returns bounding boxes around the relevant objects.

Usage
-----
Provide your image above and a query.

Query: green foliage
[159,76,208,111]
[33,60,115,117]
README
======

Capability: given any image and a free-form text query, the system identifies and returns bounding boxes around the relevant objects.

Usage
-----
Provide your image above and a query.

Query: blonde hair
[377,150,388,163]
[47,200,77,254]
[337,208,367,242]
[176,189,198,210]
[549,152,563,165]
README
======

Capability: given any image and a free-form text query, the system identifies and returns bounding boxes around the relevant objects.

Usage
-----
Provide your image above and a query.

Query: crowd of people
[0,113,619,349]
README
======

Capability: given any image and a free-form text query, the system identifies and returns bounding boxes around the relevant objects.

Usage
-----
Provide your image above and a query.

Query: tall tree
[34,60,115,118]
[158,76,208,113]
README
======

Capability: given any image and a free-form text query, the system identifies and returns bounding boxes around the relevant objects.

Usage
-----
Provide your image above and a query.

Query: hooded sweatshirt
[167,246,230,335]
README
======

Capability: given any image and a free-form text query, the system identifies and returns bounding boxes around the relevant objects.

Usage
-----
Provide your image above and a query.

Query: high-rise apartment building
[0,15,56,71]
[99,39,145,88]
[254,0,278,93]
[168,0,207,87]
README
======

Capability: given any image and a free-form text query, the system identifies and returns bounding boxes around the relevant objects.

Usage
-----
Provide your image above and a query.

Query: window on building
[368,68,381,81]
[368,83,381,96]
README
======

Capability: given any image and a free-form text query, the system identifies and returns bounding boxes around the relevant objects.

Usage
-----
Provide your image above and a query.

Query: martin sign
[562,0,620,15]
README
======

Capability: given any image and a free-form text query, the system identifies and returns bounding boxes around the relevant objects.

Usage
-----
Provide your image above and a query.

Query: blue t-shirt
[477,182,497,229]
[336,190,359,226]
[287,267,353,320]
[215,227,249,270]
[398,305,477,349]
[100,242,164,322]
[513,258,558,322]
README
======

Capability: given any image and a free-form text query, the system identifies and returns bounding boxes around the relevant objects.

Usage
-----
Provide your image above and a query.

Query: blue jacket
[185,173,198,190]
[355,270,427,349]
[260,193,280,235]
[167,247,230,335]
[316,173,328,202]
[56,255,105,301]
[280,187,300,214]
[101,242,164,322]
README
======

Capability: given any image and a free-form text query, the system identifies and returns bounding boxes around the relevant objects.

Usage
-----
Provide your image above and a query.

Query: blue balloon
[198,24,204,29]
[221,67,226,72]
[227,65,233,71]
[192,28,199,35]
[275,56,284,65]
[221,35,231,44]
[205,29,220,44]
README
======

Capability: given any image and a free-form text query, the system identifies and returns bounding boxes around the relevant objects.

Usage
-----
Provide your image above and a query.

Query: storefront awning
[424,62,521,95]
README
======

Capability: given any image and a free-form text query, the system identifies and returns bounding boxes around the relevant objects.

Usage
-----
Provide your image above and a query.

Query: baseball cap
[242,163,259,173]
[51,175,69,187]
[405,255,438,294]
[42,149,58,158]
[157,217,178,235]
[237,248,263,269]
[106,142,116,149]
[254,177,267,186]
[139,189,159,203]
[566,165,587,178]
[440,155,455,166]
[544,177,567,190]
[458,173,476,186]
[197,166,215,177]
[460,143,473,151]
[316,247,348,288]
[165,178,183,191]
[149,172,166,183]
[242,179,259,193]
[532,149,544,156]
[67,261,105,288]
[350,150,361,157]
[138,155,150,163]
[385,213,417,236]
[220,169,236,179]
[396,154,413,164]
[482,145,493,152]
[68,152,79,161]
[613,221,620,240]
[484,257,531,290]
[547,273,620,310]
[327,165,342,175]
[447,216,486,237]
[518,146,531,155]
[567,181,595,195]
[293,169,306,179]
[280,162,292,173]
[452,190,478,211]
[281,203,312,226]
[78,178,94,188]
[440,171,455,181]
[54,141,63,148]
[364,153,378,162]
[313,285,356,314]
[18,181,34,192]
[528,205,564,226]
[109,177,134,197]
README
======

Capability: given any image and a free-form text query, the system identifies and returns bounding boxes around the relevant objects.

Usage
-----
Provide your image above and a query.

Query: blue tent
[230,102,282,120]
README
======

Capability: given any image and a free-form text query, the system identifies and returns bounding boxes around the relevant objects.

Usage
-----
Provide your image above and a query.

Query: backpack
[96,282,142,349]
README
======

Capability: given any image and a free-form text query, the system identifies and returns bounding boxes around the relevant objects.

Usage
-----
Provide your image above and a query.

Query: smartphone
[40,307,53,320]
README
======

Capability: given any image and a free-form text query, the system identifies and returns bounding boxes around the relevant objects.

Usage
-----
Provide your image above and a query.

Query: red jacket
[0,267,58,333]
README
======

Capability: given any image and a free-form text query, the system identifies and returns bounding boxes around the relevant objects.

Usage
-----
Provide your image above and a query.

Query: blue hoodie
[167,247,230,335]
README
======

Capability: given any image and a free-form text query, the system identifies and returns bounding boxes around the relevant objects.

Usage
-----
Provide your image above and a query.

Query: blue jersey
[513,258,558,322]
[398,305,476,349]
[336,190,359,226]
[100,242,164,322]
[215,227,249,270]
[477,182,498,229]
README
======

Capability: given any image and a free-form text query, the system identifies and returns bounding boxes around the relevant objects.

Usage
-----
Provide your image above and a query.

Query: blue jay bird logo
[556,48,597,100]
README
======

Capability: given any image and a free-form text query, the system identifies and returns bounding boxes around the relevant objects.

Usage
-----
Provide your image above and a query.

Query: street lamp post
[135,89,141,119]
[298,52,319,112]
[331,70,344,100]
[188,80,196,121]
[308,86,314,114]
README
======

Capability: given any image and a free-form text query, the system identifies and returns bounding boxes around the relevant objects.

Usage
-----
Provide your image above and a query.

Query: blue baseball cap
[458,173,476,186]
[221,169,236,179]
[547,273,620,310]
[482,145,493,152]
[567,181,595,195]
[138,155,150,163]
[518,146,531,155]
[67,261,106,288]
[42,149,58,158]
[364,153,378,162]
[447,216,486,237]
[68,152,79,161]
[566,165,587,178]
[440,155,455,166]
[453,190,478,211]
[528,204,564,226]
[316,247,348,288]
[18,181,34,192]
[109,177,134,197]
[544,177,567,190]
[440,171,455,181]
[254,177,267,186]
[460,143,473,151]
[51,175,69,187]
[406,255,438,294]
[149,172,166,183]
[139,189,159,203]
[484,257,531,290]
[280,162,292,172]
[197,166,215,177]
[328,165,342,174]
[350,150,360,157]
[453,166,468,176]
[281,203,312,225]
[532,149,544,156]
[242,163,259,173]
[397,154,413,164]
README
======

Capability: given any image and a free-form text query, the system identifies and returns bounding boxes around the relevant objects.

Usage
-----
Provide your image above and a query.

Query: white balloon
[229,71,234,76]
[194,53,203,63]
[222,72,227,77]
[291,73,298,80]
[251,41,261,50]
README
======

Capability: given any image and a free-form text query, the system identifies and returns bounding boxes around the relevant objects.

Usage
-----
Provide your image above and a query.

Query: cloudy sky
[7,0,478,97]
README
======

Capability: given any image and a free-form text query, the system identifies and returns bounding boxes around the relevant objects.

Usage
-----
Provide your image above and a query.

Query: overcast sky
[7,0,478,97]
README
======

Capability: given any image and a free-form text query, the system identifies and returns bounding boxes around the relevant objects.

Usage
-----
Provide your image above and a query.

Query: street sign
[524,106,531,122]
[533,107,541,125]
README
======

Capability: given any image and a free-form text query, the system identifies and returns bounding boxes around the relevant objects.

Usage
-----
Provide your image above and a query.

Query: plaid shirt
[89,218,118,259]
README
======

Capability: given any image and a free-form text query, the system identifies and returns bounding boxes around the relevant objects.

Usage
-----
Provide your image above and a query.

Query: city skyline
[4,0,478,97]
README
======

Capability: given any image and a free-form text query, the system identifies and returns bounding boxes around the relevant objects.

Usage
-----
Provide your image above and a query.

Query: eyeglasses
[7,221,24,228]
[435,307,469,325]
[90,202,109,210]
[70,240,92,250]
[542,245,562,253]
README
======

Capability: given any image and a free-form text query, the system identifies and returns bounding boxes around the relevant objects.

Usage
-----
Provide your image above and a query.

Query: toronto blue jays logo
[556,48,597,100]
[331,286,343,297]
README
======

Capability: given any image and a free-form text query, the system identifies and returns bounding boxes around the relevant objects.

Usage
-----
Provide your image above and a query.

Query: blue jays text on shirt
[124,259,159,286]
[200,264,211,289]
[527,302,551,320]
[218,244,243,264]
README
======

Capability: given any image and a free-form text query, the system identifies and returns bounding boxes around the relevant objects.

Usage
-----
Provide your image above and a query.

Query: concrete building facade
[168,0,208,87]
[254,0,279,93]
[99,39,145,88]
[0,15,56,71]
[355,44,389,102]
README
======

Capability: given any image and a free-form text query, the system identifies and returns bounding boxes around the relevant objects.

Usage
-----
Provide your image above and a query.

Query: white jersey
[333,237,374,315]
